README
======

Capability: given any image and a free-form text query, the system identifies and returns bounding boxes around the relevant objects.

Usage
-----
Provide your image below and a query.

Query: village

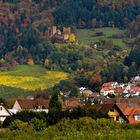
[1,76,140,125]
[0,0,139,139]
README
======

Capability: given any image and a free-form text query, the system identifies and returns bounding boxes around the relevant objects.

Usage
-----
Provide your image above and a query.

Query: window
[33,105,38,109]
[0,107,2,110]
[110,109,114,112]
[134,115,140,121]
[116,116,119,121]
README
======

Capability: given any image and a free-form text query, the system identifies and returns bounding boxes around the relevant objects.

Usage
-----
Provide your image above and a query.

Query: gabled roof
[131,86,140,92]
[92,104,114,113]
[116,103,140,124]
[15,98,49,109]
[102,82,117,87]
[84,103,129,123]
[101,87,114,91]
[63,98,83,109]
[82,90,93,95]
[0,105,11,116]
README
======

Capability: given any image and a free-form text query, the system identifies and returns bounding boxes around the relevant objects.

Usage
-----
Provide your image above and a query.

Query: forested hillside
[54,0,140,27]
[0,0,140,97]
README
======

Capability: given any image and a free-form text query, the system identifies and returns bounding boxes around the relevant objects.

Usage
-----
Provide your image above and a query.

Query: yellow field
[0,65,68,91]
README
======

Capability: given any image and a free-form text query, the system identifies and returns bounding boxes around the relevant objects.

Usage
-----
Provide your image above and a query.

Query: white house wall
[12,100,22,110]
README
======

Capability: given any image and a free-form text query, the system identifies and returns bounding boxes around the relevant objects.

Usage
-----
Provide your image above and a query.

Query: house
[0,103,11,122]
[12,98,49,113]
[63,98,83,109]
[91,103,129,123]
[51,26,57,36]
[101,82,119,96]
[81,89,93,97]
[123,83,131,94]
[79,87,86,94]
[102,82,118,88]
[114,88,125,96]
[131,85,140,94]
[100,87,115,96]
[131,76,140,84]
[116,102,140,124]
[63,27,71,41]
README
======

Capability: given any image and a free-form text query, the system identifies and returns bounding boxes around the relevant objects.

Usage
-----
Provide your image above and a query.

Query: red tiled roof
[116,103,140,124]
[101,87,114,91]
[102,82,117,87]
[131,86,140,92]
[114,88,125,93]
[133,110,140,115]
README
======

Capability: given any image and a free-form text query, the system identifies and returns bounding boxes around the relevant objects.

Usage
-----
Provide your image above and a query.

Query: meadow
[0,65,68,98]
[0,129,140,140]
[77,27,127,49]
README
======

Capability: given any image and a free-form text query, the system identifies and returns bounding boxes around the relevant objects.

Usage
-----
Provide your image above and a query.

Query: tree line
[54,0,140,28]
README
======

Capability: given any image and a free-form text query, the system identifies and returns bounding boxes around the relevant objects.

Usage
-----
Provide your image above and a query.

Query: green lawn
[77,27,127,49]
[0,65,68,98]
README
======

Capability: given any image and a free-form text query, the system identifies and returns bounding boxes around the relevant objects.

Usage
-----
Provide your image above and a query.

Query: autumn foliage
[89,75,102,90]
[27,58,34,65]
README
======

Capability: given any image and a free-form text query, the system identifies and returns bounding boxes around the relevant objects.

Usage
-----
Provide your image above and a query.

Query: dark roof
[63,98,83,109]
[93,104,114,113]
[17,98,49,109]
[90,103,129,123]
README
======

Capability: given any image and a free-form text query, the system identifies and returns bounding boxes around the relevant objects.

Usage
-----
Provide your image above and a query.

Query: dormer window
[134,114,140,121]
[33,105,38,109]
[38,106,42,109]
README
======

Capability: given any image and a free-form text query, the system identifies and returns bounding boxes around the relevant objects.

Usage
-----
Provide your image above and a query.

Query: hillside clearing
[0,65,68,98]
[77,27,127,49]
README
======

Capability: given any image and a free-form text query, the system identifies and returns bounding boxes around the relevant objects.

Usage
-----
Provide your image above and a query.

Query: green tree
[48,93,62,125]
[49,93,62,112]
[55,80,80,97]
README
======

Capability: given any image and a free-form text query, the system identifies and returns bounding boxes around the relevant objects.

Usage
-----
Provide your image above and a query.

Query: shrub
[55,118,76,133]
[30,118,46,131]
[77,117,97,130]
[9,119,29,131]
[3,116,15,128]
[96,118,120,129]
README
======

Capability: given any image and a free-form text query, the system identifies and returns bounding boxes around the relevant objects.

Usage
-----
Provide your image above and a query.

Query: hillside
[0,65,68,98]
[0,0,139,97]
[77,27,127,48]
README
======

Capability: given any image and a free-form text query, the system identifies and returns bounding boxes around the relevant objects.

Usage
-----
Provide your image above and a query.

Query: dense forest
[54,0,140,28]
